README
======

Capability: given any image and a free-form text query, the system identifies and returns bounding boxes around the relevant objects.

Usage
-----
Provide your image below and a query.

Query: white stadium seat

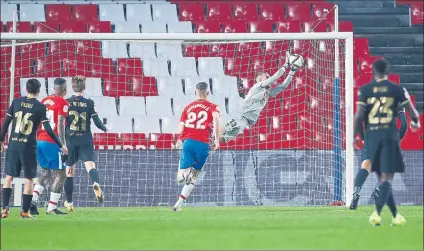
[93,115,132,133]
[198,57,225,76]
[129,43,156,58]
[227,96,245,114]
[84,78,103,98]
[167,21,193,33]
[183,76,210,96]
[114,22,140,33]
[145,96,173,117]
[211,76,239,97]
[152,4,178,22]
[20,4,45,22]
[102,41,128,59]
[1,4,17,22]
[126,4,153,23]
[161,116,180,133]
[208,95,228,116]
[20,78,47,100]
[134,116,161,133]
[119,96,146,117]
[141,21,167,33]
[156,42,183,60]
[157,77,183,97]
[142,58,170,77]
[172,96,193,116]
[99,4,126,23]
[170,57,198,77]
[90,96,118,117]
[47,77,73,99]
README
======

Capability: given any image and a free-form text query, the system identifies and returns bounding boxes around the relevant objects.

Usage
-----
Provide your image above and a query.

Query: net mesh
[1,36,350,207]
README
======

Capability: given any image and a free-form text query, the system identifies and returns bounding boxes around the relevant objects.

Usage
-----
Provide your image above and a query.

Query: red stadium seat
[248,21,274,33]
[225,57,250,76]
[117,58,143,78]
[149,133,174,149]
[286,3,311,21]
[6,22,32,32]
[302,21,328,32]
[276,20,301,33]
[60,21,86,33]
[103,76,128,97]
[86,21,112,33]
[355,74,372,87]
[358,56,383,75]
[119,133,148,149]
[411,3,424,25]
[93,133,118,148]
[264,40,289,57]
[61,54,89,77]
[236,42,262,56]
[312,3,335,22]
[183,44,210,58]
[329,21,354,32]
[0,21,3,32]
[91,58,115,78]
[35,56,61,78]
[354,38,370,57]
[46,4,72,21]
[48,41,75,58]
[179,4,205,21]
[206,3,232,21]
[34,22,60,33]
[220,21,247,33]
[19,42,45,59]
[14,58,32,79]
[258,3,284,21]
[250,55,278,73]
[193,21,220,33]
[130,76,158,97]
[233,3,258,21]
[73,4,98,21]
[210,43,236,58]
[75,40,102,59]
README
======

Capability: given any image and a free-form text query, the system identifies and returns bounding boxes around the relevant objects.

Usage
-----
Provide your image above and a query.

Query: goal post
[1,31,354,207]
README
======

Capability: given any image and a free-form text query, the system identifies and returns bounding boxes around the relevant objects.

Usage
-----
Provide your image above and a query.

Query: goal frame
[1,31,355,207]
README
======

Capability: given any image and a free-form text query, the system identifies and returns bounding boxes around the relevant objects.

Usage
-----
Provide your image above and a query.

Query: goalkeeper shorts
[221,117,249,143]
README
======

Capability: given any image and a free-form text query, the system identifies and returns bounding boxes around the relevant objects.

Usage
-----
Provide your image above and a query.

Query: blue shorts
[36,141,65,170]
[179,139,210,170]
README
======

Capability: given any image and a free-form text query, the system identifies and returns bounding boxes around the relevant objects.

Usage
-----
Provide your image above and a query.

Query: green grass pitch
[1,206,423,250]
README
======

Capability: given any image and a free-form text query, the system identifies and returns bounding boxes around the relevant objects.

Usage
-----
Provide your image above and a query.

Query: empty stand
[20,4,46,22]
[193,21,220,33]
[73,4,99,21]
[99,4,125,23]
[119,96,146,117]
[1,4,17,22]
[34,21,60,33]
[258,3,284,21]
[233,3,258,21]
[167,21,193,33]
[248,21,274,33]
[142,21,167,33]
[198,57,224,76]
[152,4,178,22]
[221,21,247,33]
[179,3,205,21]
[46,4,72,21]
[286,3,311,21]
[157,77,183,97]
[206,3,232,21]
[146,96,173,116]
[126,4,153,23]
[312,3,335,22]
[114,21,140,33]
[87,21,112,33]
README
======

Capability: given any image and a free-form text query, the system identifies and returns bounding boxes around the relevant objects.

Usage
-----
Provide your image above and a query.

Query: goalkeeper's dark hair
[26,78,41,95]
[373,59,389,79]
[72,75,86,93]
[196,82,209,97]
[53,77,67,96]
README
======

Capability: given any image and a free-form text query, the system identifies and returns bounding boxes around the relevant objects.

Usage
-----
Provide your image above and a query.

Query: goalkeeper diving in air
[219,52,304,143]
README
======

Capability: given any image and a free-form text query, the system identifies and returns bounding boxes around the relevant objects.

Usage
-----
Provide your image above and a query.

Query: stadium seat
[312,3,335,22]
[129,43,154,58]
[388,74,401,84]
[134,116,161,134]
[19,42,45,59]
[358,56,383,75]
[225,57,250,76]
[183,44,210,58]
[157,42,183,60]
[75,40,102,59]
[87,21,112,33]
[149,133,174,149]
[142,58,170,77]
[128,76,157,96]
[102,41,128,59]
[20,78,47,98]
[146,96,173,116]
[103,115,133,133]
[60,21,86,33]
[84,78,104,98]
[1,4,17,22]
[172,96,193,116]
[264,40,289,56]
[286,3,311,21]
[34,21,60,33]
[119,96,146,117]
[46,4,72,21]
[233,3,258,21]
[206,3,232,21]
[221,21,247,33]
[276,20,301,33]
[354,38,370,57]
[0,21,3,32]
[152,4,178,22]
[178,3,205,21]
[170,57,197,77]
[237,42,262,56]
[61,54,88,78]
[210,43,236,58]
[302,21,328,32]
[248,21,274,33]
[38,56,61,78]
[73,4,99,21]
[208,95,227,115]
[193,21,220,33]
[99,4,125,23]
[91,57,114,78]
[167,21,193,33]
[118,133,148,149]
[142,21,167,33]
[161,116,180,134]
[114,22,140,33]
[90,96,118,116]
[183,76,210,96]
[6,22,32,32]
[93,133,119,147]
[258,3,285,21]
[20,4,46,22]
[157,77,183,97]
[250,55,278,73]
[117,58,143,78]
[126,4,153,23]
[198,57,224,76]
[211,75,239,97]
[329,21,354,32]
[411,3,424,25]
[103,76,127,97]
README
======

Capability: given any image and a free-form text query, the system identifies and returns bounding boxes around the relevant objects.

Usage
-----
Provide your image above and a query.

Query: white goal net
[1,31,354,207]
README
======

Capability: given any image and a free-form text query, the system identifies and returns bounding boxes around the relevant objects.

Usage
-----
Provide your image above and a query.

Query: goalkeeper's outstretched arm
[259,63,290,88]
[269,68,296,97]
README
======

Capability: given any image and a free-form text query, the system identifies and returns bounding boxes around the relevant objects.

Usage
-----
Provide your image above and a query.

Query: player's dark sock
[64,177,74,203]
[354,169,369,193]
[22,194,33,213]
[2,188,12,209]
[88,169,99,184]
[386,191,397,218]
[375,181,391,215]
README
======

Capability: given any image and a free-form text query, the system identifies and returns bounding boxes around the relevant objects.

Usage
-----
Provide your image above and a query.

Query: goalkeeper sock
[32,184,44,203]
[47,192,61,212]
[174,183,195,208]
[64,177,74,203]
[88,169,99,184]
[2,188,12,209]
[386,191,397,218]
[354,169,369,193]
[375,181,391,215]
[22,194,33,213]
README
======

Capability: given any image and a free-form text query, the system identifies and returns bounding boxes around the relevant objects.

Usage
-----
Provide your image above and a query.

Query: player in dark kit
[0,79,68,219]
[353,59,420,226]
[63,76,107,212]
[349,103,408,210]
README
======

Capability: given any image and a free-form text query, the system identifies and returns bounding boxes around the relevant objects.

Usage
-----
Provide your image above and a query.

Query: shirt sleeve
[6,100,14,117]
[399,87,411,107]
[40,104,49,122]
[213,104,220,114]
[58,99,69,117]
[90,99,98,117]
[356,87,367,106]
[180,108,187,123]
